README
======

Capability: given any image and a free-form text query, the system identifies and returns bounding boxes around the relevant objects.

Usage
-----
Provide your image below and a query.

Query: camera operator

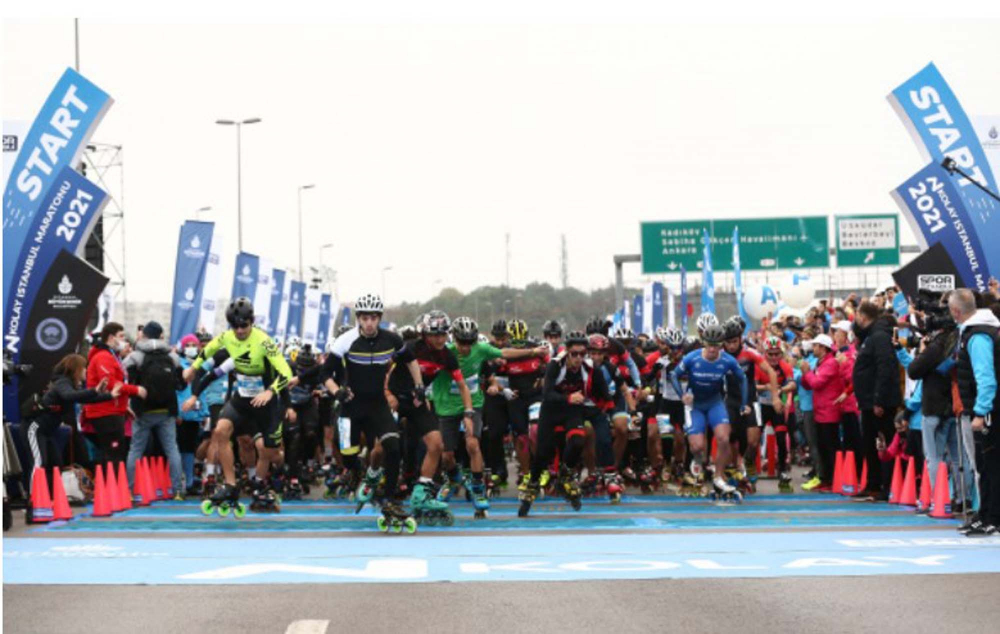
[949,289,1000,536]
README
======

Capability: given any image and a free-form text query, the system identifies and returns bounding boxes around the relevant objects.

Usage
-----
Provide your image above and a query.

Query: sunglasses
[568,351,586,358]
[766,351,783,357]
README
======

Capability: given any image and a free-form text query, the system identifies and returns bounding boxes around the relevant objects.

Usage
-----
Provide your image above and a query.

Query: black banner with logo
[892,242,962,301]
[17,249,108,402]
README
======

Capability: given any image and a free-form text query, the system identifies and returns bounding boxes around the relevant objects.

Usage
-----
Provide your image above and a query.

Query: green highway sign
[835,214,900,267]
[640,217,829,274]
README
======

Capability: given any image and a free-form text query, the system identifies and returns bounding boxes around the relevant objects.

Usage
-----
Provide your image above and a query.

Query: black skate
[199,483,246,518]
[518,479,541,518]
[377,501,417,534]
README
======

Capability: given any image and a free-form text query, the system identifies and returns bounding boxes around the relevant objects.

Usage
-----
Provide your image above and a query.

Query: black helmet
[701,323,726,345]
[542,320,563,337]
[564,330,589,347]
[296,344,317,370]
[451,317,479,343]
[682,335,701,354]
[421,310,451,335]
[226,297,254,328]
[585,316,609,335]
[490,319,508,337]
[399,324,418,341]
[196,331,213,345]
[723,316,744,341]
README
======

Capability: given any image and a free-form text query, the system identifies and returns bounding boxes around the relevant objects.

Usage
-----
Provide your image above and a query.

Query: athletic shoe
[958,514,982,534]
[965,523,997,537]
[801,476,822,491]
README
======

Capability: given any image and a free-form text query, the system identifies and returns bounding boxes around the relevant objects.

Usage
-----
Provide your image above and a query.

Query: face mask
[115,339,127,352]
[184,346,199,359]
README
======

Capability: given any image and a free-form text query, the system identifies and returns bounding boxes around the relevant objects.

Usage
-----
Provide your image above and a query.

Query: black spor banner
[892,242,962,302]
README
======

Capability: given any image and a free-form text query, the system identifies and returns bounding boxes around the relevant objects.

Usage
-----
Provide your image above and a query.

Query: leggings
[89,415,127,468]
[531,407,586,480]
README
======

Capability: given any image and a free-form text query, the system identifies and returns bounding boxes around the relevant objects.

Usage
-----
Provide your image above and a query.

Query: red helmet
[763,336,784,353]
[588,334,609,351]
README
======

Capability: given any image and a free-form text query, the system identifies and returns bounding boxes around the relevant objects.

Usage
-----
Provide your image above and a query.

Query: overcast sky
[3,13,999,305]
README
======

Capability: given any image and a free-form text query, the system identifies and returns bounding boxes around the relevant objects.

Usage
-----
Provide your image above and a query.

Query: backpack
[140,348,177,409]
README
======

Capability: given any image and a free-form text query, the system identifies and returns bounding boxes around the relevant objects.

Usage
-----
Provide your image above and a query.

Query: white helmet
[284,335,302,354]
[354,293,384,314]
[696,312,719,335]
[655,327,684,347]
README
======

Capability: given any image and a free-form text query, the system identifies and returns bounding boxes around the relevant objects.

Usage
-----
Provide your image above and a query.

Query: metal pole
[74,19,80,71]
[236,123,243,252]
[297,188,303,282]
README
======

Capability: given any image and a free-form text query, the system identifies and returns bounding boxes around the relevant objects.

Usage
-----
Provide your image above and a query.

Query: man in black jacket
[852,301,901,500]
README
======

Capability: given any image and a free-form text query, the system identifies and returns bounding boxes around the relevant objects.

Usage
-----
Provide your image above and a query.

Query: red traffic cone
[766,432,778,477]
[162,457,174,498]
[29,467,54,523]
[899,456,918,506]
[841,450,858,496]
[929,461,953,519]
[117,462,133,511]
[144,457,159,502]
[51,466,74,521]
[152,457,165,500]
[105,462,124,512]
[889,456,904,504]
[755,448,762,475]
[91,464,112,517]
[710,437,718,461]
[831,451,844,494]
[917,461,933,513]
[134,459,150,506]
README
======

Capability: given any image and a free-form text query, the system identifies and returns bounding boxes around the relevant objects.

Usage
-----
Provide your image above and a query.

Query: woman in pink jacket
[799,335,843,489]
[832,320,864,486]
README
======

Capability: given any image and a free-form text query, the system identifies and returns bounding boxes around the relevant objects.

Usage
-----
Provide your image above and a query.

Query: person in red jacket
[82,322,147,468]
[832,320,864,485]
[799,335,843,489]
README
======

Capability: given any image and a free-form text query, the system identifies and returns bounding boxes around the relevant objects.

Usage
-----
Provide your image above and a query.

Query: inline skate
[470,480,490,519]
[377,501,417,534]
[200,482,247,518]
[410,482,454,526]
[709,476,743,504]
[517,478,541,517]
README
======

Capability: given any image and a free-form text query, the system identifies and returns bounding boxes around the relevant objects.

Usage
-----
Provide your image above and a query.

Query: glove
[411,387,427,407]
[333,387,352,403]
[502,388,516,401]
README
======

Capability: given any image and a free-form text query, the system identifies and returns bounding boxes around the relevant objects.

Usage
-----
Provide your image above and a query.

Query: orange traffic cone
[889,456,903,504]
[144,457,159,502]
[117,462,133,510]
[841,450,858,496]
[899,456,918,506]
[51,466,73,521]
[831,451,844,494]
[929,461,953,519]
[133,459,149,506]
[91,464,112,517]
[29,467,54,523]
[105,462,124,512]
[766,432,778,477]
[755,448,762,475]
[916,461,932,513]
[153,457,165,500]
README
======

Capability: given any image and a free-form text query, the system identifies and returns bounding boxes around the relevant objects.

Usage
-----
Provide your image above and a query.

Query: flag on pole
[701,229,715,315]
[733,226,749,329]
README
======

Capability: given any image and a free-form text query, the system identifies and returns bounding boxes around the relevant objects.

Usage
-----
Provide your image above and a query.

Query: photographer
[950,289,1000,536]
[906,292,966,510]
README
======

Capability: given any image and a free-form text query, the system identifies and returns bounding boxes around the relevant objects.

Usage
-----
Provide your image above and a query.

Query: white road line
[285,620,330,634]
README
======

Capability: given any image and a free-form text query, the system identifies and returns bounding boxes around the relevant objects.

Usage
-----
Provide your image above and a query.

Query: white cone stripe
[27,422,43,488]
[284,620,330,634]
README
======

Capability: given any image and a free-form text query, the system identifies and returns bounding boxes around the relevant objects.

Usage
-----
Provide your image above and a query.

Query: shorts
[507,396,539,436]
[539,403,586,435]
[397,400,440,438]
[342,396,399,450]
[440,409,484,452]
[219,396,283,448]
[291,401,320,434]
[611,392,630,420]
[200,403,225,440]
[726,403,759,432]
[759,403,785,430]
[684,400,730,436]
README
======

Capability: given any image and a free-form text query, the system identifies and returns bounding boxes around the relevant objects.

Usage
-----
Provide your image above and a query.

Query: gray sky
[3,16,999,305]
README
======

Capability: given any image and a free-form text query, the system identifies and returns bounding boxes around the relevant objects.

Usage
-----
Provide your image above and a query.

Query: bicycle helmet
[354,293,384,315]
[451,316,479,343]
[695,312,718,335]
[564,330,589,347]
[701,323,726,345]
[226,297,254,328]
[507,319,529,341]
[588,334,610,351]
[421,310,451,335]
[490,319,508,338]
[542,320,563,337]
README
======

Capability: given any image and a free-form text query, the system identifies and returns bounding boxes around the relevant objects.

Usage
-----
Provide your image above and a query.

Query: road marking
[285,620,330,634]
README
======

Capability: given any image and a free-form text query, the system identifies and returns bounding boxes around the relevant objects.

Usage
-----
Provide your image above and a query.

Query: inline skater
[432,316,547,517]
[519,331,612,517]
[757,336,797,493]
[722,316,780,493]
[482,320,512,488]
[584,333,632,502]
[499,319,549,491]
[321,294,425,530]
[587,318,641,484]
[386,310,472,526]
[283,344,324,499]
[643,326,689,486]
[182,298,292,515]
[542,320,565,358]
[669,322,748,502]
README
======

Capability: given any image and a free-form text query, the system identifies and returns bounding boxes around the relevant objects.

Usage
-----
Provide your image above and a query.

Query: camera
[2,352,32,386]
[911,289,956,334]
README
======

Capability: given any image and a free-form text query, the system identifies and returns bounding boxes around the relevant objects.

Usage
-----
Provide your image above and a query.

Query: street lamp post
[297,184,316,281]
[382,266,393,304]
[215,117,261,252]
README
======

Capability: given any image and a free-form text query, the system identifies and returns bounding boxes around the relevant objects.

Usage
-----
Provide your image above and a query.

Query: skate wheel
[474,510,488,520]
[733,492,743,504]
[218,503,232,517]
[377,516,389,532]
[518,503,530,518]
[200,499,214,516]
[233,503,247,519]
[571,499,581,512]
[393,522,404,534]
[440,513,455,527]
[610,493,621,505]
[404,517,418,534]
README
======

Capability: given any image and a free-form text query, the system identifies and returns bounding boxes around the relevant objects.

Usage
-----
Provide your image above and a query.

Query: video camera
[2,351,31,386]
[910,289,956,335]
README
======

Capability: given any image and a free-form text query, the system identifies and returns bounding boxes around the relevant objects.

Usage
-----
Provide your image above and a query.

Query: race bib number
[337,417,352,451]
[683,405,693,432]
[494,376,510,390]
[528,401,541,422]
[656,414,673,437]
[451,375,480,395]
[236,374,265,398]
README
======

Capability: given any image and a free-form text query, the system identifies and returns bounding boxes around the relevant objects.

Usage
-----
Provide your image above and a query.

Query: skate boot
[200,482,247,518]
[710,476,743,504]
[778,472,794,494]
[622,465,639,486]
[540,468,554,497]
[250,479,281,513]
[679,465,706,498]
[604,468,624,504]
[517,478,541,517]
[470,480,490,519]
[437,470,466,502]
[734,465,755,495]
[354,467,383,513]
[377,501,417,534]
[201,474,217,499]
[638,465,658,493]
[580,473,599,498]
[284,477,304,501]
[410,482,454,526]
[559,466,582,511]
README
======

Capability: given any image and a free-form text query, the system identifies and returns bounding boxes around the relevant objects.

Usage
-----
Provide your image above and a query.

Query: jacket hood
[962,308,1000,331]
[137,338,171,353]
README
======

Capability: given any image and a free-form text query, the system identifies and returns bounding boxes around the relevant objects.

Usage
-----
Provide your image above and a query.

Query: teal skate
[410,482,454,526]
[470,480,490,519]
[436,470,466,502]
[354,467,383,514]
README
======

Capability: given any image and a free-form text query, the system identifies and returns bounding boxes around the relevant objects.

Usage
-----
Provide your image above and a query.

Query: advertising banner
[253,258,274,335]
[302,287,322,348]
[231,252,259,301]
[198,229,223,334]
[169,221,214,345]
[316,293,332,352]
[285,281,306,340]
[701,229,715,315]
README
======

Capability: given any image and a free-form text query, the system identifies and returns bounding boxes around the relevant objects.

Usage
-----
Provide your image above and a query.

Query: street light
[382,266,393,304]
[216,117,261,252]
[297,184,316,281]
[195,206,211,219]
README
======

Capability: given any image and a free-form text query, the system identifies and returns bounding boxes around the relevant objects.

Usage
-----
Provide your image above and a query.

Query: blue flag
[632,294,643,334]
[269,268,286,337]
[169,221,214,345]
[733,226,749,329]
[231,252,259,301]
[316,293,332,351]
[701,229,715,315]
[285,281,306,339]
[680,265,688,332]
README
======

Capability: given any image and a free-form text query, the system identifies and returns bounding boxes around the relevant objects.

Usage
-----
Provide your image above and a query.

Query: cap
[812,334,834,350]
[831,320,852,334]
[143,321,163,339]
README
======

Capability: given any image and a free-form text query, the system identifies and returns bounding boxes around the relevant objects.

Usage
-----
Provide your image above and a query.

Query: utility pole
[560,233,568,289]
[74,19,80,71]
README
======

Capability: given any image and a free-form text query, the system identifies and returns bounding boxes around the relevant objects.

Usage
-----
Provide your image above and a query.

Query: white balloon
[781,274,817,309]
[743,284,780,320]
